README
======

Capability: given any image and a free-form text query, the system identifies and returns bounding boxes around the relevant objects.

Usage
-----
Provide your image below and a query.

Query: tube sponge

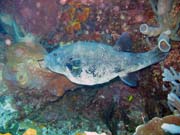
[158,32,171,52]
[139,24,162,37]
[157,0,172,16]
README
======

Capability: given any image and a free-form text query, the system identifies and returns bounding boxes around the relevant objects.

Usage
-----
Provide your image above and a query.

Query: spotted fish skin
[44,41,168,86]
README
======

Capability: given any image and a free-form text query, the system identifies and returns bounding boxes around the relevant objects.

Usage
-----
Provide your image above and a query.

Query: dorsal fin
[113,32,133,52]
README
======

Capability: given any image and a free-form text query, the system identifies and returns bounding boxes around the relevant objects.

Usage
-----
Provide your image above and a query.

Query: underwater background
[0,0,180,135]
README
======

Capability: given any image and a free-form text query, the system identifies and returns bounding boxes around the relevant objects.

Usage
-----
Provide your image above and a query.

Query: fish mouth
[37,59,53,73]
[37,59,46,69]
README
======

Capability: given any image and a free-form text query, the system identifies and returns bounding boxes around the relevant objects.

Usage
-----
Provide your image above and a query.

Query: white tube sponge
[139,24,162,37]
[161,123,180,134]
[158,32,171,52]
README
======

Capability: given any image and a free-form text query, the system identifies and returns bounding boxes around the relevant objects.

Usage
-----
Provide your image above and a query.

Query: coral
[0,1,178,135]
[0,63,8,94]
[0,95,18,130]
[157,32,171,52]
[140,0,180,52]
[0,14,78,114]
[139,24,162,37]
[163,67,180,85]
[162,67,180,113]
[0,42,6,63]
[66,21,81,33]
[167,93,180,113]
[134,115,180,135]
[3,42,49,89]
[161,123,180,134]
[0,133,11,135]
[2,42,78,117]
[0,11,79,117]
[0,13,25,42]
[61,1,90,33]
[23,128,37,135]
[2,38,77,93]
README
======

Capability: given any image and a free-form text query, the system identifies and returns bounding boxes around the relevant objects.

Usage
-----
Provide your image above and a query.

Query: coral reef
[0,0,179,135]
[0,13,78,117]
[2,42,78,116]
[0,95,18,131]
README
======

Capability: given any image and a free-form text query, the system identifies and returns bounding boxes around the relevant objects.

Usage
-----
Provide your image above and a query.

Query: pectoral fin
[120,73,138,87]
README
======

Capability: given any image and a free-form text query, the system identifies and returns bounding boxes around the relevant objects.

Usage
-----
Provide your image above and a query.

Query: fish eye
[69,58,73,61]
[175,80,180,83]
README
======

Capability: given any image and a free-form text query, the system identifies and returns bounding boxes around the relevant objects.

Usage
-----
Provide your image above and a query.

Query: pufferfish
[44,32,168,87]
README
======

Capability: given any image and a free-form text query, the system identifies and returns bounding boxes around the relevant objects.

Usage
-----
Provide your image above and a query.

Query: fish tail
[145,47,168,65]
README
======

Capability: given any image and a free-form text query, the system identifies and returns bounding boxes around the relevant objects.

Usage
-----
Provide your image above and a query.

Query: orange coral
[63,1,90,33]
[66,21,81,33]
[68,7,76,20]
[77,7,90,22]
[23,128,37,135]
[69,1,82,8]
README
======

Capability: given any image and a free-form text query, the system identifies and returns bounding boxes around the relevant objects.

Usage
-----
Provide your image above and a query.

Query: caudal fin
[145,47,168,66]
[131,47,168,72]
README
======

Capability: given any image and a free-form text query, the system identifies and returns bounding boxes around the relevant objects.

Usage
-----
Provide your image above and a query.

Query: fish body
[45,34,168,86]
